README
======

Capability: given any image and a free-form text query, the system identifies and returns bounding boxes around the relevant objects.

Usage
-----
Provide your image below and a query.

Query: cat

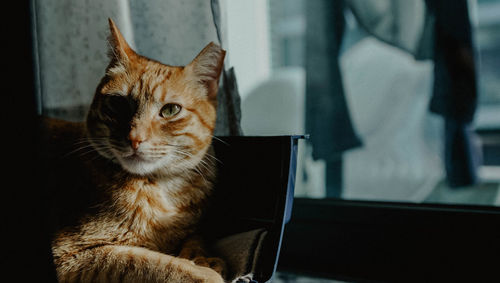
[46,18,229,282]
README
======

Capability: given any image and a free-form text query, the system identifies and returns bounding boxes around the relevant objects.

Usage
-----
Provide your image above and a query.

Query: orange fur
[48,18,226,282]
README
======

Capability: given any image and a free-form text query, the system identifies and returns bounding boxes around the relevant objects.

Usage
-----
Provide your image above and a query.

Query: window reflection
[231,0,500,206]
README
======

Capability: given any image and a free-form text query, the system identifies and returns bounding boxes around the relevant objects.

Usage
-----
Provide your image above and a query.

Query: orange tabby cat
[48,19,227,282]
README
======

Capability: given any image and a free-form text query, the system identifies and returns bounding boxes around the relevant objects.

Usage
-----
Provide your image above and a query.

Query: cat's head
[86,19,225,176]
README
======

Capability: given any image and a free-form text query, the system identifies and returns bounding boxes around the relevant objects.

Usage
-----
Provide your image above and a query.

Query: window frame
[278,198,500,281]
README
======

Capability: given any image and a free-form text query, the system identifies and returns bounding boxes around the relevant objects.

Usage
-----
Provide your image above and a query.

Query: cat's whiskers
[202,152,221,165]
[76,145,112,158]
[74,139,216,182]
[180,157,209,186]
[158,147,214,185]
[195,161,215,183]
[66,141,109,157]
[69,137,130,160]
[211,135,228,146]
[65,144,94,157]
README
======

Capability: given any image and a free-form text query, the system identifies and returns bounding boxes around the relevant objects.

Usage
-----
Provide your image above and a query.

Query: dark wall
[5,2,57,282]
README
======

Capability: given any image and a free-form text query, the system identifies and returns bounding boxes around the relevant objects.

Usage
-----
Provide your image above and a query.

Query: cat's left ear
[107,18,136,67]
[186,42,226,100]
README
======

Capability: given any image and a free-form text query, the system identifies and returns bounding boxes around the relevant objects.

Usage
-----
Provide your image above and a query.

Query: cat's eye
[102,95,134,117]
[160,103,182,118]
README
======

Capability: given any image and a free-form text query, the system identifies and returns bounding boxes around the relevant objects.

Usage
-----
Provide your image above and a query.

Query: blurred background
[227,0,500,206]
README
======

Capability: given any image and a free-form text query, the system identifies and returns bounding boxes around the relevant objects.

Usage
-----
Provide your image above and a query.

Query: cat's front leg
[55,244,224,283]
[179,235,228,279]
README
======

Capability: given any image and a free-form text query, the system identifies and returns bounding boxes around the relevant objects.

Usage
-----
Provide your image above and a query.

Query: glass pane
[229,0,500,206]
[476,0,500,127]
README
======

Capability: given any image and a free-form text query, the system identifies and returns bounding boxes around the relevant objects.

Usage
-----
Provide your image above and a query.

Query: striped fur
[51,19,226,282]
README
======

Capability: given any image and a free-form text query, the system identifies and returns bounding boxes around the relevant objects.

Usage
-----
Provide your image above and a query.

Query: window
[229,0,500,207]
[227,1,500,280]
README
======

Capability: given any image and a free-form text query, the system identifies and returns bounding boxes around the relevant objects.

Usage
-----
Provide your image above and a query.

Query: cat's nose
[130,138,142,151]
[128,131,145,151]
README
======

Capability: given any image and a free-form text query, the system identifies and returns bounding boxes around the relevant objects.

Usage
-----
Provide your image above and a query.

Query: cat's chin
[117,154,164,176]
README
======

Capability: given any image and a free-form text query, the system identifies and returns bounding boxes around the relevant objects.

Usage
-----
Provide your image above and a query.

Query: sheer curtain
[32,0,241,134]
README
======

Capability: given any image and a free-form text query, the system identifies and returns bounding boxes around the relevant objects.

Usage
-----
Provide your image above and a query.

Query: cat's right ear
[107,18,135,68]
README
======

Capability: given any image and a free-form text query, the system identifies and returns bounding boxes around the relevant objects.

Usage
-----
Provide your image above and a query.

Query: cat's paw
[231,273,254,283]
[193,256,227,278]
[196,265,225,283]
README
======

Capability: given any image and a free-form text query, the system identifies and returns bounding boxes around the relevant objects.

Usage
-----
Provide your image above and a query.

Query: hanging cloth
[426,0,481,186]
[305,0,363,162]
[211,0,243,136]
[345,0,481,187]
